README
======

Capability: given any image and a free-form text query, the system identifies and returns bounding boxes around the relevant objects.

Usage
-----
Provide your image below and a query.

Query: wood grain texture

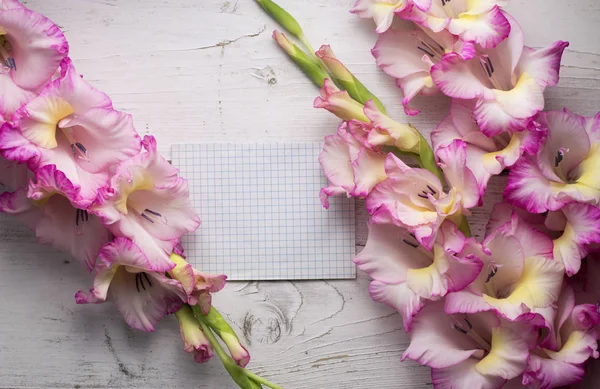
[1,0,599,388]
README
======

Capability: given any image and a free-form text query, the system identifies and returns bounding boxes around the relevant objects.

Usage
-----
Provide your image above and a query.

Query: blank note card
[171,142,356,280]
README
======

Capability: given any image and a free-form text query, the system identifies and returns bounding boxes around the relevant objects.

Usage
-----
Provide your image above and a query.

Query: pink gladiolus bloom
[350,0,432,33]
[446,211,564,320]
[319,121,387,208]
[523,283,600,389]
[489,203,600,277]
[314,80,421,150]
[169,253,227,314]
[431,15,568,136]
[398,1,511,48]
[0,164,109,270]
[75,237,187,332]
[355,221,482,331]
[372,25,475,115]
[367,141,479,250]
[0,58,141,203]
[403,300,544,389]
[175,305,214,364]
[505,109,600,213]
[0,1,68,119]
[92,136,200,271]
[432,99,546,192]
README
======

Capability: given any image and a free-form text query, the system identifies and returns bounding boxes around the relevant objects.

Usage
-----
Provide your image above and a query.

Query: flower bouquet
[257,0,600,387]
[0,1,282,388]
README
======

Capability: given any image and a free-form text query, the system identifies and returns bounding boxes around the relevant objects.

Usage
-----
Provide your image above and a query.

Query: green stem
[244,370,286,389]
[194,307,285,389]
[198,316,231,362]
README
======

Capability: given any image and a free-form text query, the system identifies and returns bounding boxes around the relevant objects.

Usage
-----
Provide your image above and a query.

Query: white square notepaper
[171,142,356,280]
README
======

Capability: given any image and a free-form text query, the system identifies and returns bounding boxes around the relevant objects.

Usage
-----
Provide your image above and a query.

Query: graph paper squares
[171,142,356,280]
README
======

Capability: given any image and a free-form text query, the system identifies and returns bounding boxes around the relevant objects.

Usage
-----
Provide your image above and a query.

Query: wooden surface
[1,0,599,388]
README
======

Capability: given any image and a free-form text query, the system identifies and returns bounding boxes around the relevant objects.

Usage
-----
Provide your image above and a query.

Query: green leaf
[417,130,443,182]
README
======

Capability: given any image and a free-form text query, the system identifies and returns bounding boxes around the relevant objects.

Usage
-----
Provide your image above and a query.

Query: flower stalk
[191,305,285,389]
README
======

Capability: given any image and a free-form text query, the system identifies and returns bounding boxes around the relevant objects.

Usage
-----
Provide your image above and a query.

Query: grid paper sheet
[171,142,356,280]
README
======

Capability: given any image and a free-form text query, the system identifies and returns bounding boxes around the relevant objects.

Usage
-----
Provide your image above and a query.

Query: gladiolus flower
[0,164,109,269]
[169,253,227,314]
[367,141,479,250]
[403,301,544,389]
[355,221,482,331]
[398,1,511,48]
[92,136,200,271]
[175,305,214,363]
[0,58,142,203]
[350,0,432,34]
[318,121,387,208]
[372,24,475,115]
[75,237,187,332]
[315,79,421,151]
[523,283,600,388]
[505,109,600,213]
[489,203,600,277]
[431,15,568,136]
[446,211,564,320]
[0,2,68,119]
[0,165,110,270]
[431,99,546,192]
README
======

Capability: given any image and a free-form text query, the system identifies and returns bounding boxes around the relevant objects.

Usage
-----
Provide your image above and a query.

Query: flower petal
[448,6,510,48]
[368,280,424,332]
[437,139,481,208]
[474,326,529,379]
[354,222,430,283]
[0,7,68,90]
[554,203,600,276]
[432,358,506,389]
[402,302,485,369]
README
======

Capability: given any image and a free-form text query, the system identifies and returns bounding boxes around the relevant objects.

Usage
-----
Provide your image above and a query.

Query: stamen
[453,324,468,334]
[417,46,435,58]
[75,142,87,155]
[426,185,437,195]
[4,57,15,71]
[144,209,162,217]
[486,266,498,282]
[141,213,155,223]
[417,193,428,199]
[555,150,564,167]
[139,208,168,225]
[142,272,152,288]
[463,318,473,330]
[487,57,495,74]
[135,273,141,293]
[75,209,80,227]
[402,239,419,248]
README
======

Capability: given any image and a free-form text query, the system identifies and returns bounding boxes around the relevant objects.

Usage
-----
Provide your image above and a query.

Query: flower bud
[200,306,251,368]
[316,45,385,112]
[273,30,328,87]
[314,79,369,122]
[175,306,213,363]
[256,0,303,39]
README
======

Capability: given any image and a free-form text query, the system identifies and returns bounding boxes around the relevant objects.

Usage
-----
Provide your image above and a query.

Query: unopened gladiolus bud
[273,30,328,88]
[314,79,369,122]
[316,45,385,113]
[256,0,304,41]
[175,306,214,363]
[195,306,251,368]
